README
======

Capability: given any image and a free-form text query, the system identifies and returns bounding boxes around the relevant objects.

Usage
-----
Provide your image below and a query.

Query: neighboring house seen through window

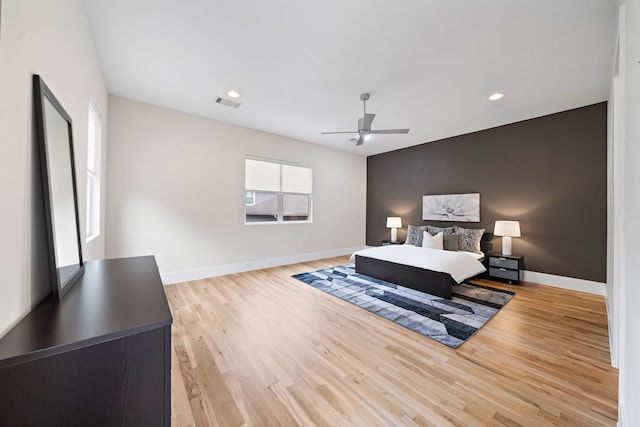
[245,157,312,224]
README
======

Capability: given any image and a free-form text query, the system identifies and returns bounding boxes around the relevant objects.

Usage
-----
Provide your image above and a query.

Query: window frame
[244,156,313,225]
[85,99,102,242]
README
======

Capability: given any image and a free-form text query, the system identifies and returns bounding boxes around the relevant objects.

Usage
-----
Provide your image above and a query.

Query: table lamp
[494,220,521,256]
[386,217,402,243]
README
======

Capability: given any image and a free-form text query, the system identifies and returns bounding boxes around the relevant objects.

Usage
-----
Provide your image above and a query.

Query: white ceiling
[84,0,617,157]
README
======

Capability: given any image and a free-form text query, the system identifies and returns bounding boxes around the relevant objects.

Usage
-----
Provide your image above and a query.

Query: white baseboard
[160,246,365,285]
[523,270,605,295]
[619,397,626,427]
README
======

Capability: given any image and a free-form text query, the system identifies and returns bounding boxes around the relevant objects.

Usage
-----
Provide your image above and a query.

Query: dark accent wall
[367,103,607,282]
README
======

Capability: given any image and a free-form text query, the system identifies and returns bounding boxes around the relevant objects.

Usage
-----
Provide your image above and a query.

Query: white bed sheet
[350,245,486,283]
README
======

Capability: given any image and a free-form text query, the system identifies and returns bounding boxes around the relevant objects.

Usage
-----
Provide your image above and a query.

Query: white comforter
[350,245,486,283]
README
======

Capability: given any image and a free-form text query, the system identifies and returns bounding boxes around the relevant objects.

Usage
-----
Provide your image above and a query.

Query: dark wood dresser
[0,256,172,427]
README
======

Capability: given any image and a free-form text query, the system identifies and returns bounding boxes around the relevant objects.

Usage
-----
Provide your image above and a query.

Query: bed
[351,244,487,299]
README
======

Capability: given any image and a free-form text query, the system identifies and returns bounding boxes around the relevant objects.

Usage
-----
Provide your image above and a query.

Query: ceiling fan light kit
[321,93,410,146]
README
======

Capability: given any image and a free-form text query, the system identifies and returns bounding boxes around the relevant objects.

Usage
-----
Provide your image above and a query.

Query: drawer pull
[499,268,506,271]
[499,257,506,261]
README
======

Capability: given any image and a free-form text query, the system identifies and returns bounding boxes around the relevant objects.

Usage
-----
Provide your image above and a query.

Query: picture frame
[422,193,480,222]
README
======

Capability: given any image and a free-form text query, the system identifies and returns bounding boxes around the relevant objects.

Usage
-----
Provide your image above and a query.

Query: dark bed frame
[355,255,455,299]
[355,236,493,300]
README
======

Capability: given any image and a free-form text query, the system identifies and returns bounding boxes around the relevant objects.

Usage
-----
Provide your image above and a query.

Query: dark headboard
[480,232,494,254]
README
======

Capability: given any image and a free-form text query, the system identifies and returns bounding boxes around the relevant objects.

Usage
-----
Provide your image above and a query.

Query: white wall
[0,0,108,337]
[619,1,640,425]
[105,97,366,280]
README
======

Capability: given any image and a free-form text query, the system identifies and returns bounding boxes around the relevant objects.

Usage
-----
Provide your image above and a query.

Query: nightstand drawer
[489,256,519,270]
[489,267,519,281]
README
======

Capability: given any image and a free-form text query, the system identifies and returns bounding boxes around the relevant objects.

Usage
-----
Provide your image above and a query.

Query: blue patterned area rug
[292,264,514,348]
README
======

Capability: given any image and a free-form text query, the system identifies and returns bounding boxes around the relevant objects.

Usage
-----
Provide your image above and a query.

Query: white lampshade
[386,217,402,229]
[494,220,520,256]
[494,220,521,237]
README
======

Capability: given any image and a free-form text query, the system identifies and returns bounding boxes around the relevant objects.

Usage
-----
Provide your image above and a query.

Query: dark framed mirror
[33,74,84,301]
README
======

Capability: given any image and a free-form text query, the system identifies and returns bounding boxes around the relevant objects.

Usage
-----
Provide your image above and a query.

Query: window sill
[244,220,313,226]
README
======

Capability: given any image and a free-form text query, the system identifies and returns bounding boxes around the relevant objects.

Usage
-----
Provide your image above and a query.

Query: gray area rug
[292,264,514,348]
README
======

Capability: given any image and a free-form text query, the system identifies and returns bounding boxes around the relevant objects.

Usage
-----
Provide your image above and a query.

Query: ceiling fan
[321,93,410,146]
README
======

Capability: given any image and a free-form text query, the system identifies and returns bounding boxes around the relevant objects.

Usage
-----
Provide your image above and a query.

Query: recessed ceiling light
[227,90,240,98]
[489,92,504,101]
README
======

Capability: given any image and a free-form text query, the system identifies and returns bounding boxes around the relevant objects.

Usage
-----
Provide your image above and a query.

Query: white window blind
[245,158,312,194]
[281,164,313,194]
[245,159,281,192]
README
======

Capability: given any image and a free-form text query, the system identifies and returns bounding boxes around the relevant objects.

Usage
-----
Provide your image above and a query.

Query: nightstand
[382,240,404,246]
[488,253,523,284]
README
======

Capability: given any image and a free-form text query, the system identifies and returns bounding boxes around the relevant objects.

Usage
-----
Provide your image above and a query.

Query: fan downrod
[360,93,370,114]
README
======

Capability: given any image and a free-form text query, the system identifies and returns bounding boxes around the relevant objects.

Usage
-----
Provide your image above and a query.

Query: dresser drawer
[489,267,519,281]
[489,256,519,270]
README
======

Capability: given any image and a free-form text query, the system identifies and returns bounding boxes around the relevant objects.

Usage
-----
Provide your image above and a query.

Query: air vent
[215,96,241,108]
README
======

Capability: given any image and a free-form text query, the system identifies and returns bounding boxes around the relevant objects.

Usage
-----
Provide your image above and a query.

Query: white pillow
[422,231,443,250]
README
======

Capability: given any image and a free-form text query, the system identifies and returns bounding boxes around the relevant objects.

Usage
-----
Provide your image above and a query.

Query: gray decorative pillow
[405,225,427,246]
[443,233,460,251]
[454,226,485,253]
[427,225,456,236]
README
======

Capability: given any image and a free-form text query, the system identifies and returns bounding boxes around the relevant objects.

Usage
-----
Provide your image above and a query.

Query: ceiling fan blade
[358,113,376,131]
[321,131,358,135]
[355,135,365,146]
[369,128,410,134]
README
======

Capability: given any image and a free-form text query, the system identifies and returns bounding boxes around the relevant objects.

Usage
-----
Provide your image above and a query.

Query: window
[86,100,101,241]
[245,191,256,206]
[245,157,312,224]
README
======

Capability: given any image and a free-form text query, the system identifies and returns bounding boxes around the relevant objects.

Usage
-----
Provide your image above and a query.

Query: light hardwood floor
[165,256,618,426]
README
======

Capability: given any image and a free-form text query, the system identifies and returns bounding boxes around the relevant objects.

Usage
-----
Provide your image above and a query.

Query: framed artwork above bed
[422,193,480,222]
